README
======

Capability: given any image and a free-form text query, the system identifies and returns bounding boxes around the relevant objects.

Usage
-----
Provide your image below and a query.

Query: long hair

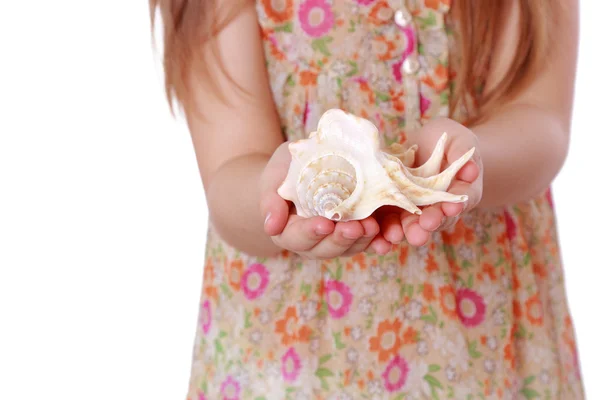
[149,0,555,125]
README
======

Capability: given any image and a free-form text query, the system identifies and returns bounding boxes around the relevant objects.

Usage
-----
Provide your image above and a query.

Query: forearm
[472,103,570,208]
[205,153,282,257]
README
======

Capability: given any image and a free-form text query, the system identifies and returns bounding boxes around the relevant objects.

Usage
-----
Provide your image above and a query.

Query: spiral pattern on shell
[297,155,358,221]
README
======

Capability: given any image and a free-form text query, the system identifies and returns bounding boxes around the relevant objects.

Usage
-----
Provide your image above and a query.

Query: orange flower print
[439,285,457,319]
[346,253,367,271]
[300,70,318,86]
[368,1,394,25]
[261,0,294,23]
[504,341,516,369]
[372,35,397,61]
[369,319,405,362]
[533,262,548,278]
[227,259,244,291]
[442,219,475,245]
[275,306,312,346]
[425,0,450,8]
[423,282,436,301]
[525,294,544,326]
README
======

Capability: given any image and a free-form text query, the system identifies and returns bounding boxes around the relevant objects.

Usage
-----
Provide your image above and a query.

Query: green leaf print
[334,332,346,350]
[393,394,407,400]
[220,283,233,299]
[311,37,333,56]
[254,397,267,400]
[468,340,482,359]
[202,380,208,394]
[244,310,253,329]
[467,274,474,288]
[319,354,332,365]
[520,387,541,399]
[428,364,441,373]
[375,91,391,102]
[346,61,358,77]
[349,19,356,33]
[524,375,536,386]
[316,368,334,390]
[425,374,443,390]
[515,323,527,339]
[440,91,449,106]
[416,11,437,28]
[316,368,334,377]
[286,75,296,87]
[215,339,224,354]
[421,305,438,324]
[219,330,227,338]
[300,282,312,298]
[335,261,343,280]
[274,22,293,33]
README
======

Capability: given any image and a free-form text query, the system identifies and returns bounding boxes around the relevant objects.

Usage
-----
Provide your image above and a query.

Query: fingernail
[264,212,271,227]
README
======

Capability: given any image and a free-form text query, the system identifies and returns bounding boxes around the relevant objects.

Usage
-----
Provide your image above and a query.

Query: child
[150,0,584,398]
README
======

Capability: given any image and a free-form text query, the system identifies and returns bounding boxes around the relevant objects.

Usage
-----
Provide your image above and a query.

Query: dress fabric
[186,0,585,399]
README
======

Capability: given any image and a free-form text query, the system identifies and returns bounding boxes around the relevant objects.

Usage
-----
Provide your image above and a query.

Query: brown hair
[149,0,555,124]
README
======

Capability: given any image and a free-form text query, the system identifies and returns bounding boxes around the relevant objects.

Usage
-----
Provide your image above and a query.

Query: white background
[0,1,598,399]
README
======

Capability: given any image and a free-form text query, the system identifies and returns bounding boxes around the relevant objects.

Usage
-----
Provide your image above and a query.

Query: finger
[310,220,365,259]
[272,215,335,252]
[455,160,480,183]
[441,179,482,216]
[366,234,393,255]
[342,217,380,257]
[438,215,459,232]
[261,192,291,236]
[259,143,293,236]
[418,205,445,232]
[400,210,430,247]
[381,212,404,244]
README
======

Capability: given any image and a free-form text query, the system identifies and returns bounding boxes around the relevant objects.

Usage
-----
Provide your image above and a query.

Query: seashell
[277,109,475,222]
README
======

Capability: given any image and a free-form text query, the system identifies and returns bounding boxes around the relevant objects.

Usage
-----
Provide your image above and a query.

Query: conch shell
[277,109,475,222]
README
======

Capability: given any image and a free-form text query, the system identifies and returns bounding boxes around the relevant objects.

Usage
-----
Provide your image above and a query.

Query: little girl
[150,0,584,398]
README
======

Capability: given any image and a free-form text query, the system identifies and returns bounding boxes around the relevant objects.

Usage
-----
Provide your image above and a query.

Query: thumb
[260,142,293,236]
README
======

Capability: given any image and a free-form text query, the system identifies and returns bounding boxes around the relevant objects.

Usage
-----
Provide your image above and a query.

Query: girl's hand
[259,142,386,259]
[380,118,484,246]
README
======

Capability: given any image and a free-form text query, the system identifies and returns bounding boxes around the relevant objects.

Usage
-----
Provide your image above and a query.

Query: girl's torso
[186,1,584,399]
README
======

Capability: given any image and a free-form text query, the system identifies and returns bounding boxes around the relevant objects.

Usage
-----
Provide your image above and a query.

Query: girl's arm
[184,4,287,256]
[185,5,381,258]
[470,0,579,208]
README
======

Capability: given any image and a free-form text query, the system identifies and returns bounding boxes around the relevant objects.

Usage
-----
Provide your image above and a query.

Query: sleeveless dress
[186,0,585,399]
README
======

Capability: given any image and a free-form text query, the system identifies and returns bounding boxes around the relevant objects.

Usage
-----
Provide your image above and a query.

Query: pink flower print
[196,391,207,400]
[298,0,334,38]
[392,61,404,83]
[456,288,486,327]
[391,27,416,83]
[382,354,409,392]
[420,94,431,115]
[201,300,211,335]
[220,376,241,400]
[356,0,375,5]
[504,209,517,240]
[325,279,353,319]
[281,347,302,382]
[241,263,270,300]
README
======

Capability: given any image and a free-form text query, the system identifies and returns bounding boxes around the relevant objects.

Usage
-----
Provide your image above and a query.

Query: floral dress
[186,0,585,399]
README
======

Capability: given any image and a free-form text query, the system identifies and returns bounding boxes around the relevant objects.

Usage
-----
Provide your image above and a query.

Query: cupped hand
[379,118,484,246]
[259,142,389,259]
